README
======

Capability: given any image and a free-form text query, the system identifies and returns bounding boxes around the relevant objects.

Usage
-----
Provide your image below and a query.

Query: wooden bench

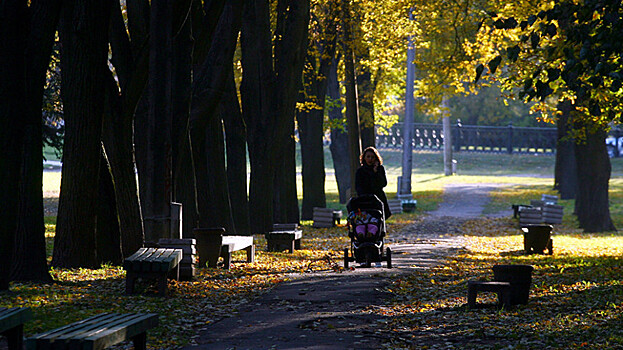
[25,313,158,350]
[266,224,302,253]
[123,248,183,297]
[467,281,512,309]
[312,208,342,228]
[0,307,32,350]
[220,235,255,269]
[158,238,197,280]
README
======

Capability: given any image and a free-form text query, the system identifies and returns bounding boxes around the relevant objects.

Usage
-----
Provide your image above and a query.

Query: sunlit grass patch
[385,216,623,349]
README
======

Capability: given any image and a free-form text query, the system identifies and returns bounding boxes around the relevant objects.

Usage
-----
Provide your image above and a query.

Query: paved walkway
[185,183,511,349]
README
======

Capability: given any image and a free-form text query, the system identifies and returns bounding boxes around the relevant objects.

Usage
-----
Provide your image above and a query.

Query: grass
[13,149,623,348]
[384,218,623,349]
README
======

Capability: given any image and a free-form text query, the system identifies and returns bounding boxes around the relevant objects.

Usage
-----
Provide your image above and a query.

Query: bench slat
[221,236,253,252]
[0,307,32,333]
[83,313,159,350]
[26,313,158,350]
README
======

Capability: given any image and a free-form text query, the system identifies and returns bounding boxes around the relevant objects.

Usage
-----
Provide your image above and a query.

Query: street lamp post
[399,9,415,199]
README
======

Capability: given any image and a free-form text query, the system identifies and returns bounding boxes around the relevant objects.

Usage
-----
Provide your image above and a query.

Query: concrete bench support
[467,281,512,308]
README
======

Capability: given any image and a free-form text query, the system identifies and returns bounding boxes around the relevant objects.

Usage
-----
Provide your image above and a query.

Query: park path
[183,183,511,350]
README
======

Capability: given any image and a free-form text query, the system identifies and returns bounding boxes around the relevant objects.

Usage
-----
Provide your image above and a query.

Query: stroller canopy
[347,194,384,215]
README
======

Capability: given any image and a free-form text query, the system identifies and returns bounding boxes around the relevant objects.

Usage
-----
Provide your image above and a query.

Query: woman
[355,146,391,219]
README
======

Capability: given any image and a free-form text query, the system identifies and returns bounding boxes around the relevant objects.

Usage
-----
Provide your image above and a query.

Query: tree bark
[327,57,351,204]
[574,128,616,232]
[53,0,110,268]
[143,0,173,244]
[341,0,362,196]
[241,0,310,232]
[241,0,278,233]
[171,12,199,238]
[0,0,28,289]
[271,0,309,225]
[189,0,241,232]
[96,150,122,265]
[357,68,376,149]
[222,70,250,235]
[554,99,577,200]
[10,0,60,283]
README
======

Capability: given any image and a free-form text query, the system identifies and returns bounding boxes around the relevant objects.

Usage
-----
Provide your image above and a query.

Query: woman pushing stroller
[343,147,393,268]
[356,147,391,220]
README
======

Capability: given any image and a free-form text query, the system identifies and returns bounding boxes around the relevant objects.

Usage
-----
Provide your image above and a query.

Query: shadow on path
[185,183,510,349]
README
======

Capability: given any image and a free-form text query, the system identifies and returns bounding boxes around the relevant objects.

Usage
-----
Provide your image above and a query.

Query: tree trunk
[241,0,278,233]
[341,0,362,196]
[171,13,198,238]
[53,0,110,268]
[241,0,309,232]
[10,0,60,283]
[327,57,351,204]
[12,122,51,282]
[143,0,173,244]
[273,130,299,224]
[222,70,250,235]
[554,99,577,200]
[297,89,327,220]
[101,69,145,256]
[96,150,122,265]
[357,67,376,149]
[574,128,616,232]
[271,0,309,225]
[189,0,241,232]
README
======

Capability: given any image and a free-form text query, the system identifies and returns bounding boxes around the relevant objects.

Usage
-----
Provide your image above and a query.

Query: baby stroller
[343,194,392,268]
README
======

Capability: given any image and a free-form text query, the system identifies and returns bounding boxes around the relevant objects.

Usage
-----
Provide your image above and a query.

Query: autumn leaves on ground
[5,163,623,349]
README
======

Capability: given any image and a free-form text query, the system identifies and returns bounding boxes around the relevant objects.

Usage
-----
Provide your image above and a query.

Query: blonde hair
[360,146,383,166]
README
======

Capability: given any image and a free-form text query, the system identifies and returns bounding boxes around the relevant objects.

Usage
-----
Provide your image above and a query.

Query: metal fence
[376,122,558,154]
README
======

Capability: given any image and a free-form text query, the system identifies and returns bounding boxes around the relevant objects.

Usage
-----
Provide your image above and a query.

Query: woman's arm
[375,165,388,188]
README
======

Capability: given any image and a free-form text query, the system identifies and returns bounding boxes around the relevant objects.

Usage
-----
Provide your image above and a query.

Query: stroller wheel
[386,247,392,269]
[343,249,350,269]
[365,250,372,268]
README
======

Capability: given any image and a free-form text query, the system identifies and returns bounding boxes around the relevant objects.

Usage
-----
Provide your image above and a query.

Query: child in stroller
[344,195,392,268]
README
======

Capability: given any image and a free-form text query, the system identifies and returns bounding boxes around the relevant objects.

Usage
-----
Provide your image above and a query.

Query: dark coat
[355,164,392,219]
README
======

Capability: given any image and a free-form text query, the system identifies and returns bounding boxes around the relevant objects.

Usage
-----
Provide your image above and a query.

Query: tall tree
[240,0,310,232]
[189,0,241,232]
[341,0,362,196]
[297,1,338,219]
[53,0,111,268]
[0,0,28,289]
[10,0,61,283]
[475,0,621,232]
[327,57,351,204]
[222,68,250,235]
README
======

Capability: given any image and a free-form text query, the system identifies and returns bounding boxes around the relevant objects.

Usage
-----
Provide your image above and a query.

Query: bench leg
[245,245,255,263]
[289,240,295,253]
[3,325,24,350]
[294,238,301,250]
[158,273,168,297]
[467,285,477,309]
[499,289,512,308]
[131,332,147,350]
[266,237,275,252]
[126,271,137,295]
[222,251,232,270]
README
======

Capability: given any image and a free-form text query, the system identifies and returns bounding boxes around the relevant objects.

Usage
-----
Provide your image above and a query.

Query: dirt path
[184,183,511,349]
